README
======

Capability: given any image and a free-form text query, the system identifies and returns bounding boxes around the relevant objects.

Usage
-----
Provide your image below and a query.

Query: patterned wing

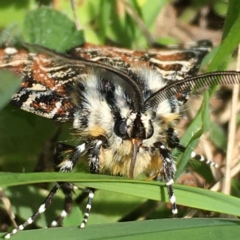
[68,40,212,81]
[0,46,87,121]
[0,41,212,121]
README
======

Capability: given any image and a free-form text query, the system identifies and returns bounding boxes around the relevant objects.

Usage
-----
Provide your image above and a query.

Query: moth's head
[114,111,154,140]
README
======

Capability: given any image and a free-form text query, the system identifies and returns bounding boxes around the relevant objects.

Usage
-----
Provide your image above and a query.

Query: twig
[222,45,240,195]
[70,0,82,31]
[0,187,17,228]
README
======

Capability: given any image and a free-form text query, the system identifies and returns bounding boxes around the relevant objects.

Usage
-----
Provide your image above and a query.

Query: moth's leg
[55,143,86,172]
[4,183,61,239]
[167,128,218,168]
[50,182,77,227]
[4,143,86,239]
[52,139,103,229]
[50,143,86,227]
[189,150,218,168]
[79,188,95,228]
[79,139,103,229]
[53,143,76,169]
[154,142,178,217]
[88,139,103,174]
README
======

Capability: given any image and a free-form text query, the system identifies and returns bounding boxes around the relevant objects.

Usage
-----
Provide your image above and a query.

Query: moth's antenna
[144,71,240,110]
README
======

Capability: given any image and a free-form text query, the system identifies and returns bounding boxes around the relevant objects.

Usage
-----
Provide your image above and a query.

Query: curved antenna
[144,71,240,109]
[24,43,144,112]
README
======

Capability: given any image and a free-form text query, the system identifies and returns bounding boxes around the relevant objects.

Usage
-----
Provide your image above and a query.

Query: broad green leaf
[1,218,240,240]
[23,7,85,51]
[0,106,58,157]
[1,172,240,217]
[213,0,228,16]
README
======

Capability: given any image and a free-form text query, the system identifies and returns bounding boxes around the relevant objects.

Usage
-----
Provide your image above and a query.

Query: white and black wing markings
[0,46,76,121]
[2,40,239,122]
[68,40,212,81]
[0,40,212,121]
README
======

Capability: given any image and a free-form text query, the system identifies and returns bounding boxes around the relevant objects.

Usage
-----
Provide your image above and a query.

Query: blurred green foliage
[0,0,240,239]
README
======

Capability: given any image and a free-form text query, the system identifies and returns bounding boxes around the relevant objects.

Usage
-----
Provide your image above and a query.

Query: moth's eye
[114,119,129,139]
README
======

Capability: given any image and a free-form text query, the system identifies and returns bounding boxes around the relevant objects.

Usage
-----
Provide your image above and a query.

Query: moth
[0,40,240,238]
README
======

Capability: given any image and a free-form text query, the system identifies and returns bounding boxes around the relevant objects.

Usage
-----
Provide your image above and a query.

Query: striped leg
[79,188,95,228]
[50,183,78,227]
[51,140,102,228]
[177,144,218,168]
[5,183,60,239]
[154,142,178,217]
[190,151,218,168]
[89,140,103,173]
[167,128,218,168]
[49,143,87,227]
[51,140,102,229]
[55,143,86,173]
[53,143,76,169]
[5,143,86,239]
[78,140,103,228]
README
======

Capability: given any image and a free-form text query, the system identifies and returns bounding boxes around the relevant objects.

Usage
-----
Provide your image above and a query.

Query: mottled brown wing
[68,40,212,81]
[0,47,86,121]
[0,41,212,121]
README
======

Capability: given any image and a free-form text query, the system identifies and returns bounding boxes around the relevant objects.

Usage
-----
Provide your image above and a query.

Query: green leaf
[0,106,58,155]
[222,0,240,40]
[1,172,240,217]
[1,218,240,240]
[175,91,210,178]
[99,0,112,43]
[23,7,85,51]
[209,122,227,149]
[140,0,168,28]
[0,70,21,110]
[207,0,240,72]
[0,0,30,28]
[213,0,228,16]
